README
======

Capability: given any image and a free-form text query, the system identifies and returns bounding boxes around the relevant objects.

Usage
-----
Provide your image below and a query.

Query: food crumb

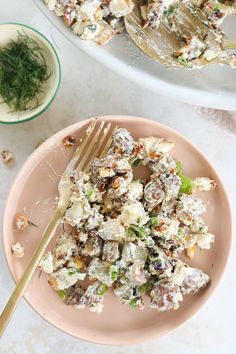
[63,135,76,147]
[1,150,13,164]
[11,242,24,258]
[15,215,38,230]
[15,215,29,231]
[186,246,195,258]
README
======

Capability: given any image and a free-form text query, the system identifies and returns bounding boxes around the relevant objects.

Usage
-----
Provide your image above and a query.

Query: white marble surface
[0,2,236,353]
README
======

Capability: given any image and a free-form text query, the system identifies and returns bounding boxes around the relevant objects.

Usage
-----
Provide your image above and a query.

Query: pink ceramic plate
[3,116,232,345]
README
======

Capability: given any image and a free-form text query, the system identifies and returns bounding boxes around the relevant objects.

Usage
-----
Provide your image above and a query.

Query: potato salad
[39,127,216,314]
[43,0,133,44]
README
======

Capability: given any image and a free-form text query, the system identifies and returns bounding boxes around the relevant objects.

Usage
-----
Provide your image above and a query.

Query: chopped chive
[98,284,108,296]
[213,2,221,11]
[131,158,141,167]
[177,55,193,69]
[138,284,147,295]
[150,216,158,227]
[128,224,147,240]
[57,289,67,300]
[86,187,94,200]
[129,298,138,309]
[86,24,97,32]
[163,5,176,17]
[111,271,118,281]
[68,267,78,276]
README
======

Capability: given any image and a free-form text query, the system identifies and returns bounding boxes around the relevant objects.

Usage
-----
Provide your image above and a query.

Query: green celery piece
[176,161,183,175]
[176,161,193,194]
[179,174,194,194]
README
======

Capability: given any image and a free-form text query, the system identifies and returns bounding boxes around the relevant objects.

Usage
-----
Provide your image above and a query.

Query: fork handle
[0,208,62,337]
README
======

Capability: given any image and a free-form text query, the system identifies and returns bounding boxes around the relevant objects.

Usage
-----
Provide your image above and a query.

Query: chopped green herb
[177,55,193,69]
[110,265,119,281]
[128,224,147,240]
[86,187,94,200]
[138,284,148,296]
[146,279,155,290]
[150,216,158,227]
[127,227,136,239]
[57,289,67,300]
[68,267,78,276]
[98,284,108,296]
[178,227,183,236]
[111,271,118,281]
[129,298,138,309]
[163,5,176,17]
[122,276,130,284]
[0,32,51,112]
[213,2,221,11]
[131,158,141,167]
[87,24,97,32]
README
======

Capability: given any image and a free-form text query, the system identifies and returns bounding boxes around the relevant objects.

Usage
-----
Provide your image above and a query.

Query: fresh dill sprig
[0,32,51,112]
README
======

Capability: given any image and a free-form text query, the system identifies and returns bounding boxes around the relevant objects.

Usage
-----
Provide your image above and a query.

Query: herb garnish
[0,32,51,112]
[97,284,108,296]
[163,5,177,17]
[213,2,221,12]
[129,298,138,309]
[128,224,147,240]
[57,289,67,300]
[86,187,94,200]
[131,158,141,167]
[177,55,193,69]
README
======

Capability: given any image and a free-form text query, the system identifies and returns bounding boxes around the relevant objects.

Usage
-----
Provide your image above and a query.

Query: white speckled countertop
[0,2,236,353]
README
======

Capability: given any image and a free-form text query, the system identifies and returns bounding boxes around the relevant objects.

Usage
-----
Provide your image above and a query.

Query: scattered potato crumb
[63,135,76,147]
[15,215,29,231]
[1,150,13,164]
[48,276,58,289]
[11,242,24,258]
[194,177,216,191]
[15,215,38,230]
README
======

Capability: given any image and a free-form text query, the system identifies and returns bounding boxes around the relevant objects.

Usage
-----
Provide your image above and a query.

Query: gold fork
[0,118,113,337]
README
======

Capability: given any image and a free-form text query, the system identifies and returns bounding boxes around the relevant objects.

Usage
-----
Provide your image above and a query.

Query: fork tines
[75,118,113,173]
